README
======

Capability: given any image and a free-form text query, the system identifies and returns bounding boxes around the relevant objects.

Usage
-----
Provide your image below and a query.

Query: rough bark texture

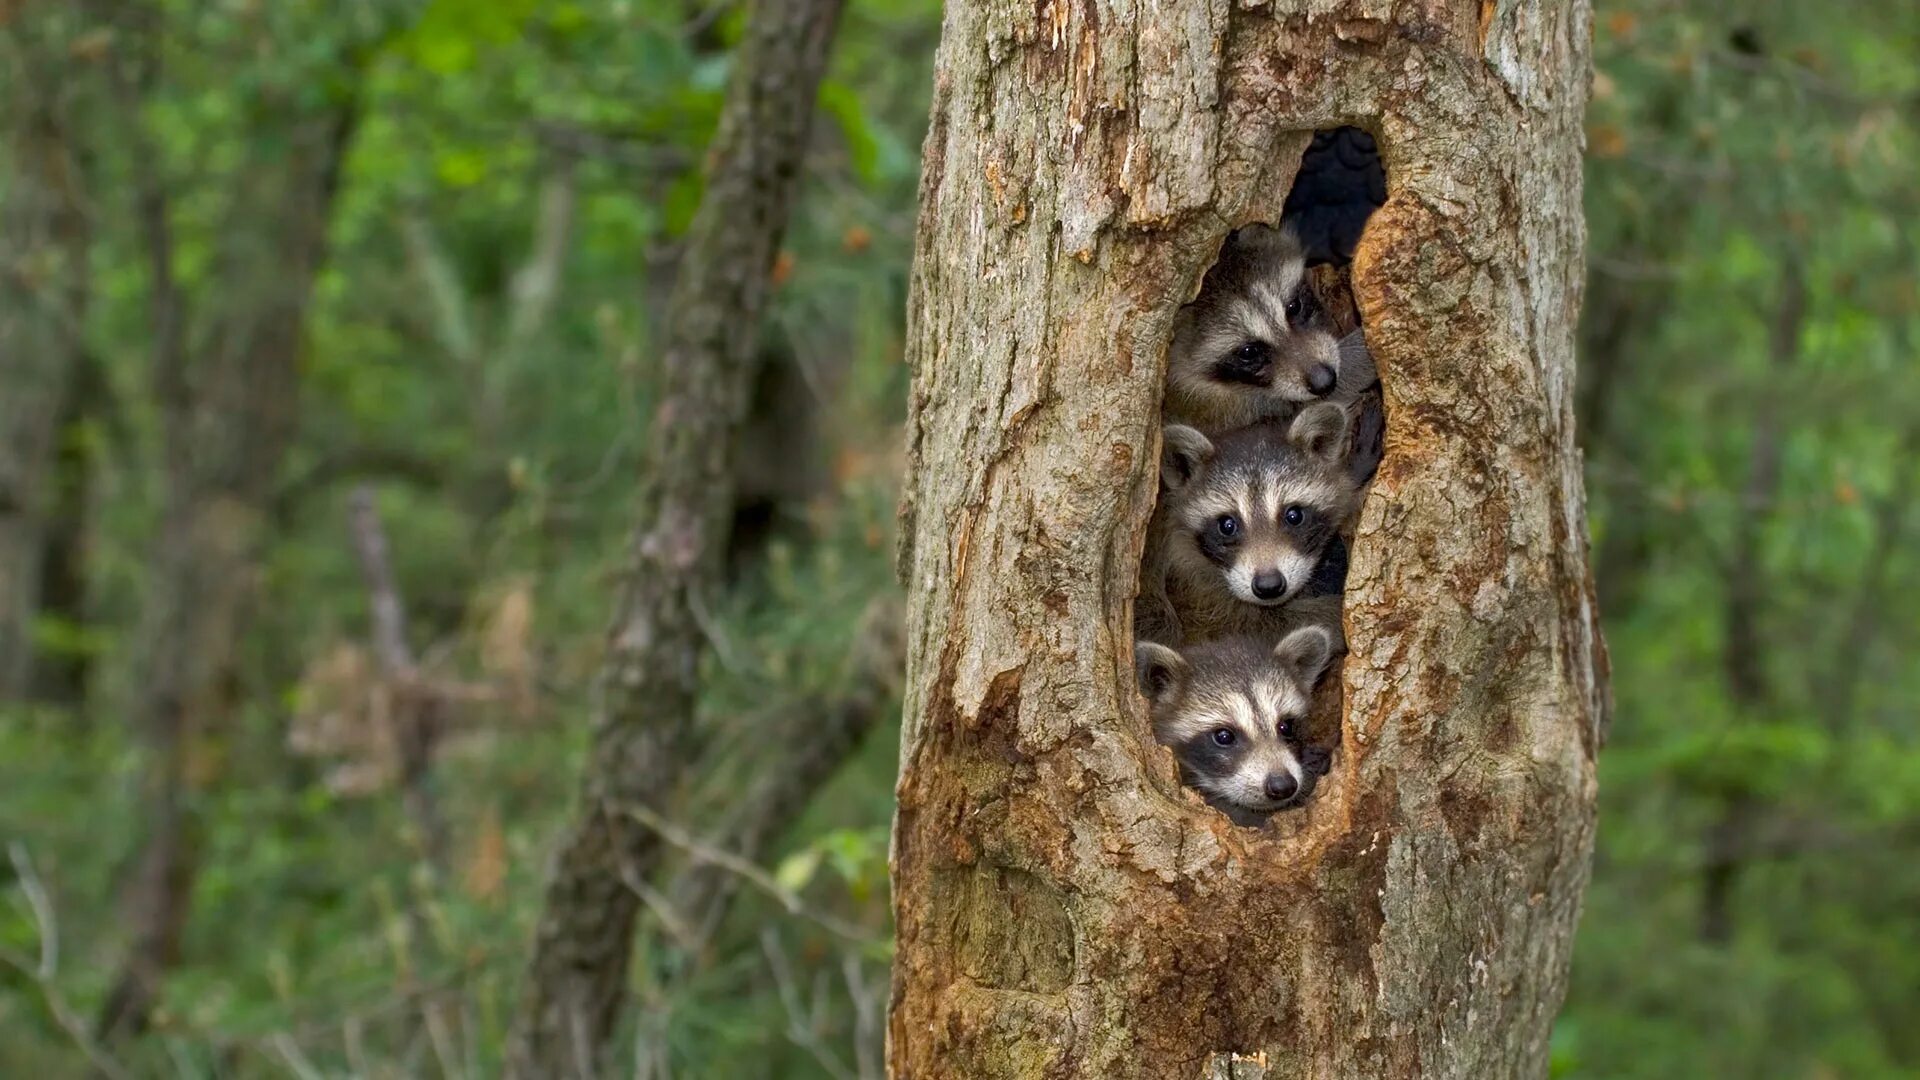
[889,3,1606,1078]
[504,1,843,1073]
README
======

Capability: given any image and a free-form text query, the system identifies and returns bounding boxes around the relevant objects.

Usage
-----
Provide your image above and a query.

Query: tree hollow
[889,4,1606,1077]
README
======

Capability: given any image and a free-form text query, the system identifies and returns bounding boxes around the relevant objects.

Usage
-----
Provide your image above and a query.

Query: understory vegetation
[1,2,1915,1076]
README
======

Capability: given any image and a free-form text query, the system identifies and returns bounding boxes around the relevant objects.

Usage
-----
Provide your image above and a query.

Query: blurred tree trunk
[1699,253,1805,945]
[888,2,1606,1076]
[96,94,361,1041]
[1825,416,1920,732]
[27,346,107,707]
[0,11,91,701]
[505,0,844,1073]
[1579,86,1688,619]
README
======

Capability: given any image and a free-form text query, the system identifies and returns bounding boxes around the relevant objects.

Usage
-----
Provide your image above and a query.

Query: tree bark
[97,94,361,1042]
[888,3,1605,1077]
[504,0,844,1073]
[0,9,92,700]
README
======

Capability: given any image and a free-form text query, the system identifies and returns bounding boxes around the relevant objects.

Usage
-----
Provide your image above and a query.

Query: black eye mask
[1211,343,1272,385]
[1194,518,1240,569]
[1176,729,1246,780]
[1286,286,1322,325]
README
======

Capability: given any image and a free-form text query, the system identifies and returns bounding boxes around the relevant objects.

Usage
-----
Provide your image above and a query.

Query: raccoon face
[1135,628,1336,816]
[1165,224,1343,433]
[1159,404,1355,610]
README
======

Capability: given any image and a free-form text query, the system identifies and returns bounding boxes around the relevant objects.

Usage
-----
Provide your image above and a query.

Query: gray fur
[1332,329,1377,405]
[1163,223,1350,434]
[1289,401,1350,464]
[1133,630,1336,817]
[1331,329,1385,488]
[1160,424,1214,490]
[1138,414,1360,643]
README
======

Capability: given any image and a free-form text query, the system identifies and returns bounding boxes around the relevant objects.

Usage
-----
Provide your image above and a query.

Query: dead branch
[2,844,136,1080]
[620,802,874,944]
[346,485,447,871]
[664,599,904,949]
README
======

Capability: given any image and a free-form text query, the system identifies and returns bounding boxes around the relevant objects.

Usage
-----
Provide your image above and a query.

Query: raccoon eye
[1215,514,1239,537]
[1211,728,1236,747]
[1283,505,1305,527]
[1284,295,1303,320]
[1278,718,1295,739]
[1232,341,1268,362]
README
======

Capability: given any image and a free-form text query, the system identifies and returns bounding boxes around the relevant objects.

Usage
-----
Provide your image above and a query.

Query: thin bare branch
[3,845,137,1080]
[503,156,579,355]
[401,214,482,366]
[269,1034,327,1080]
[8,842,56,977]
[346,485,447,874]
[760,930,857,1080]
[619,802,874,943]
[664,599,903,949]
[348,486,419,675]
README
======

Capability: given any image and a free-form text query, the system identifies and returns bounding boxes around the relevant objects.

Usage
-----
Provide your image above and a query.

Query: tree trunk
[28,344,107,708]
[889,3,1605,1077]
[0,10,91,700]
[504,0,844,1073]
[97,101,359,1042]
[1697,252,1804,946]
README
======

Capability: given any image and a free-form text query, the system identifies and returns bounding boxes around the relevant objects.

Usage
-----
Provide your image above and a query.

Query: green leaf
[773,848,824,894]
[818,81,881,185]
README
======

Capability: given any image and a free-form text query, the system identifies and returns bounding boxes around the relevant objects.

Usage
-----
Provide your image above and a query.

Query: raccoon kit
[1137,405,1356,645]
[1137,142,1385,821]
[1163,224,1345,433]
[1135,627,1338,823]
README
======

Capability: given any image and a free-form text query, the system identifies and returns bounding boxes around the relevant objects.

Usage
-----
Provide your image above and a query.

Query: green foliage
[1564,3,1920,1077]
[2,0,1916,1076]
[3,0,928,1074]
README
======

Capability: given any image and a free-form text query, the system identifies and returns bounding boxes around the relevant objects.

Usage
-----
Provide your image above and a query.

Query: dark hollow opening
[1281,126,1386,269]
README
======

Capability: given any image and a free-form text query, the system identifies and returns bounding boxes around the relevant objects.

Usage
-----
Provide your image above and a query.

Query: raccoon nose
[1251,571,1286,600]
[1264,773,1299,802]
[1307,363,1338,396]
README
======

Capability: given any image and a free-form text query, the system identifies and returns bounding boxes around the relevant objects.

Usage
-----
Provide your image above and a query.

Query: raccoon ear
[1160,425,1214,491]
[1224,223,1268,251]
[1133,642,1191,705]
[1223,222,1298,260]
[1336,330,1376,385]
[1273,626,1335,685]
[1288,402,1350,464]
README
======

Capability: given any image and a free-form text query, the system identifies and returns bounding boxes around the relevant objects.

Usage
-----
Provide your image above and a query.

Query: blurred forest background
[1,1,1916,1077]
